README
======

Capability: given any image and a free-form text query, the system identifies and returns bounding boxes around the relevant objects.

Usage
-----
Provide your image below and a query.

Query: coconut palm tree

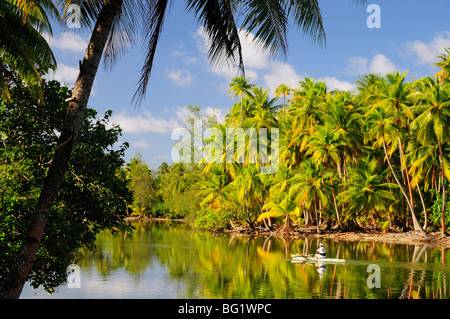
[232,164,265,229]
[289,159,331,234]
[197,164,230,207]
[410,76,450,234]
[432,47,450,83]
[0,0,58,99]
[274,83,291,117]
[290,78,326,133]
[364,105,425,233]
[259,164,297,234]
[374,72,416,214]
[228,76,255,127]
[306,125,346,228]
[337,156,398,229]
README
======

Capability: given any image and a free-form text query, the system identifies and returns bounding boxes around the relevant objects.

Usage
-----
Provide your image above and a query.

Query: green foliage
[123,49,450,235]
[193,207,233,231]
[0,0,58,99]
[125,154,156,216]
[430,185,450,231]
[151,201,170,218]
[0,80,132,293]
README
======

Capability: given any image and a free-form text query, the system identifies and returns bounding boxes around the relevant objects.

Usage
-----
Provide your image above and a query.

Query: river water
[21,220,450,299]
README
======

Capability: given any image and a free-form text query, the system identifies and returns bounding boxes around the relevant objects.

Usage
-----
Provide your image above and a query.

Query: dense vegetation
[127,50,450,236]
[0,80,132,293]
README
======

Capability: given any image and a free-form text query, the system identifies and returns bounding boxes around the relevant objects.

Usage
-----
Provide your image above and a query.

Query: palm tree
[337,157,398,229]
[3,0,364,299]
[432,47,450,83]
[197,164,230,208]
[375,72,416,215]
[410,76,450,234]
[250,86,280,112]
[232,164,264,229]
[228,76,255,127]
[0,0,58,99]
[323,91,364,176]
[306,125,346,228]
[290,78,326,133]
[275,83,291,117]
[258,164,294,232]
[289,159,331,234]
[404,138,438,230]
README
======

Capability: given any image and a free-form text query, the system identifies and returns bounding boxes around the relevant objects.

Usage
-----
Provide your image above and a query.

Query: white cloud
[370,54,397,75]
[406,32,450,65]
[204,106,227,124]
[171,50,187,58]
[132,140,151,148]
[43,32,88,53]
[194,27,355,94]
[165,69,193,87]
[46,63,79,84]
[240,32,271,71]
[318,76,356,92]
[263,61,304,93]
[348,54,397,76]
[110,111,181,134]
[154,154,170,160]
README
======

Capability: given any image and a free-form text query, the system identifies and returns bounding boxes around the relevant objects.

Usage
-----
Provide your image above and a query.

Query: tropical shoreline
[125,216,450,248]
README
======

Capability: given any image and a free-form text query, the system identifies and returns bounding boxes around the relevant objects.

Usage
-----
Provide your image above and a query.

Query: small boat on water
[291,254,346,264]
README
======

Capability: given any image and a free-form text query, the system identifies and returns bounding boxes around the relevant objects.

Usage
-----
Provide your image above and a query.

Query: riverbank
[124,217,450,248]
[305,230,450,248]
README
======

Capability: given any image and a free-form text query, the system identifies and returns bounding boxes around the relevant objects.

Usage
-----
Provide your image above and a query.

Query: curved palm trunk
[314,195,321,234]
[438,141,447,235]
[329,176,342,230]
[398,137,415,207]
[382,136,425,234]
[1,0,124,299]
[416,184,428,230]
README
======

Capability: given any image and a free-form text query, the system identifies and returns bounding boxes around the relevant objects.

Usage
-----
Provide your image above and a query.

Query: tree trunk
[241,97,244,127]
[330,176,342,230]
[1,0,124,299]
[398,137,415,209]
[416,183,428,230]
[314,197,320,234]
[382,136,425,234]
[438,141,446,235]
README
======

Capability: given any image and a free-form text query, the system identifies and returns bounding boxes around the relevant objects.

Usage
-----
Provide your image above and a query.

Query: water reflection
[21,220,450,299]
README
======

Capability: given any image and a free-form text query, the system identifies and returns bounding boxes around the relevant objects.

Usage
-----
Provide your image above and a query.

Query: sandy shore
[124,217,449,248]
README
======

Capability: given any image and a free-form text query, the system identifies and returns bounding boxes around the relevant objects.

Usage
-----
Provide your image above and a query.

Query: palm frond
[132,0,171,105]
[241,0,289,58]
[186,0,244,75]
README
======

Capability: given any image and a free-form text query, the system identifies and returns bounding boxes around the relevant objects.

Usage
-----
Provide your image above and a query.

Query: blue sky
[45,0,450,170]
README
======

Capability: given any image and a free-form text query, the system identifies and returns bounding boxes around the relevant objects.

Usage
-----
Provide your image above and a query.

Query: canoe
[291,255,346,263]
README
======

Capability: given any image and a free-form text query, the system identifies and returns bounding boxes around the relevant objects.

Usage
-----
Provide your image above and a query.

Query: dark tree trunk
[1,0,124,299]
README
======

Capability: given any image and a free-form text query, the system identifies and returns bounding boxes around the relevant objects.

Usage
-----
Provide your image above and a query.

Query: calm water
[21,220,450,299]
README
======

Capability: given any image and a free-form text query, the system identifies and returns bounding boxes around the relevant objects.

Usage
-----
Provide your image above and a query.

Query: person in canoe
[315,243,326,259]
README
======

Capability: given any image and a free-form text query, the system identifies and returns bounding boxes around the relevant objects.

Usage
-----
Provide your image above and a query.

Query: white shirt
[317,247,326,256]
